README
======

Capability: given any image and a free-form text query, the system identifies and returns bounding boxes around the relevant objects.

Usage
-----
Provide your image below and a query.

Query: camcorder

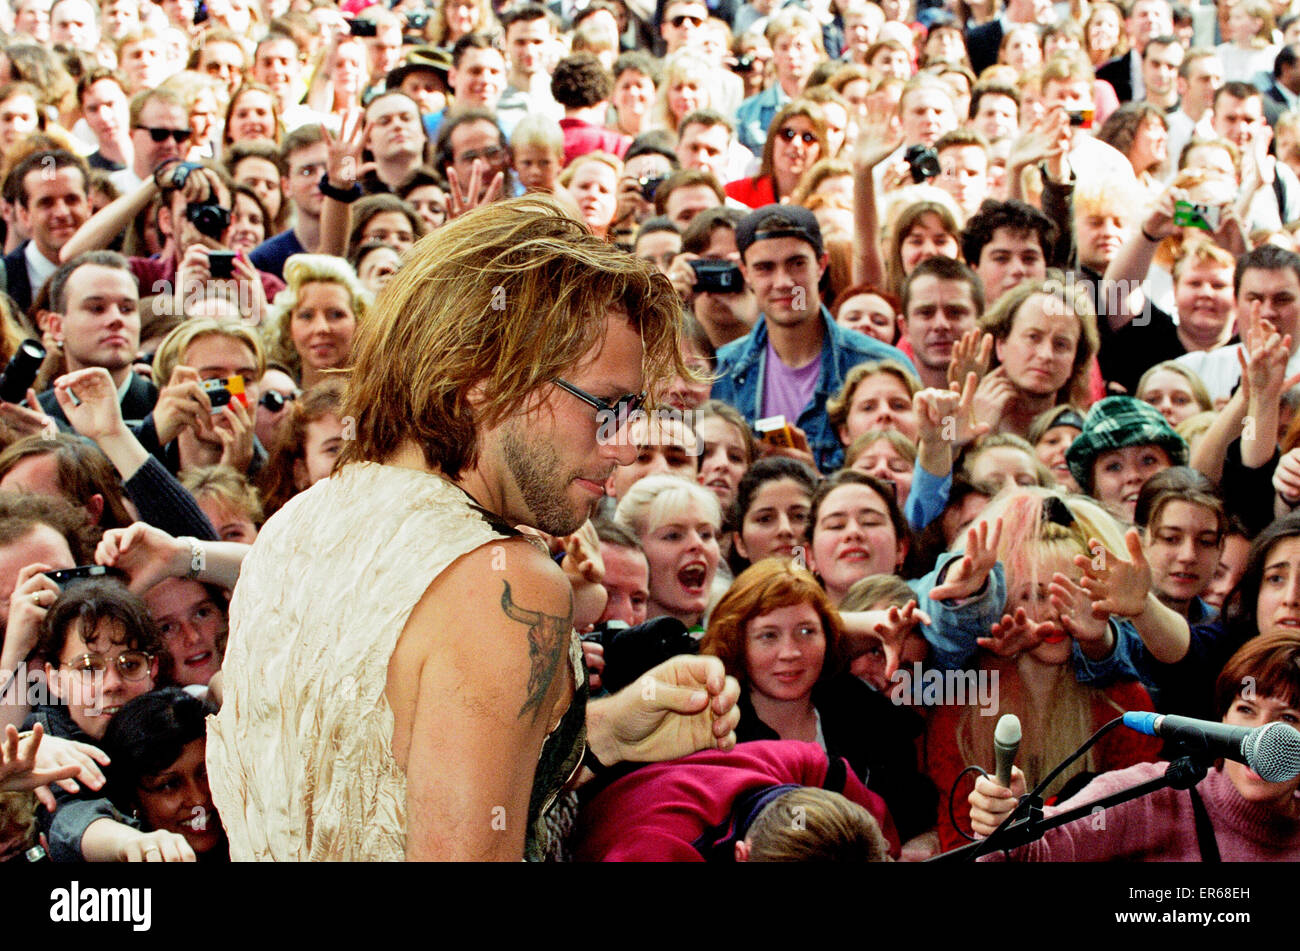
[904,144,941,183]
[689,259,744,294]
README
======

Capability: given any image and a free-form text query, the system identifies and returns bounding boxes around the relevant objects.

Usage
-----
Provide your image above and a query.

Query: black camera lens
[186,201,231,239]
[904,144,941,183]
[0,339,47,404]
[259,390,296,412]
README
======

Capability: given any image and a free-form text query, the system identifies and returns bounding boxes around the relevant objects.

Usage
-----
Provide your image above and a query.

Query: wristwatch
[318,172,363,203]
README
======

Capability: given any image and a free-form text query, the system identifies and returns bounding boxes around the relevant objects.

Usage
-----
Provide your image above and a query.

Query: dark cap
[735,203,824,259]
[385,46,452,91]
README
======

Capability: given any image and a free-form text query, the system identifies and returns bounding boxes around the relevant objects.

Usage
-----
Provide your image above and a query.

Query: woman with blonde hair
[423,0,497,47]
[1135,361,1214,428]
[558,151,622,241]
[265,254,372,389]
[1218,0,1279,82]
[652,51,719,136]
[923,487,1163,851]
[1084,1,1127,68]
[826,359,921,447]
[725,99,828,208]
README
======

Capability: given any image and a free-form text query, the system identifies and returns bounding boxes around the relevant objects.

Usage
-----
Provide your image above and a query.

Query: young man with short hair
[248,125,328,280]
[2,149,91,315]
[711,204,915,471]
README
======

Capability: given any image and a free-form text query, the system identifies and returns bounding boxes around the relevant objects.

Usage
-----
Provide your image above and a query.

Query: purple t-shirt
[762,337,820,423]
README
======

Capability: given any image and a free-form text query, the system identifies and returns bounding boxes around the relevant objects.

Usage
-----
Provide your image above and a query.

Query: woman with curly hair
[256,377,346,519]
[265,254,371,389]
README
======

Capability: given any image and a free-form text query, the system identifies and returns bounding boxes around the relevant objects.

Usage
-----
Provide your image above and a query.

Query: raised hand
[95,522,191,594]
[1049,571,1110,646]
[52,368,129,444]
[978,607,1059,657]
[930,517,1003,601]
[1,724,82,811]
[947,329,993,388]
[446,158,504,220]
[322,109,371,188]
[213,397,255,473]
[1275,447,1300,505]
[1073,529,1151,619]
[152,366,212,446]
[971,366,1016,434]
[0,389,56,440]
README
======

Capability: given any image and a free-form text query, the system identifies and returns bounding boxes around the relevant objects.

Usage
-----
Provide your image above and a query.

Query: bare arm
[1189,383,1246,485]
[317,114,365,259]
[60,177,160,262]
[397,542,574,861]
[850,121,900,290]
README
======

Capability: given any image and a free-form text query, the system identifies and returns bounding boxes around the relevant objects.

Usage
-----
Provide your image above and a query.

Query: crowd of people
[0,0,1299,864]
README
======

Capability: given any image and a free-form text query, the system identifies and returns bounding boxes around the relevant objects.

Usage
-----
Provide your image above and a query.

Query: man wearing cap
[710,205,916,473]
[386,47,451,122]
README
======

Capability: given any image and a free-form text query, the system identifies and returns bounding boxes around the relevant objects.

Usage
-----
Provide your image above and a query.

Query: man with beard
[206,194,742,861]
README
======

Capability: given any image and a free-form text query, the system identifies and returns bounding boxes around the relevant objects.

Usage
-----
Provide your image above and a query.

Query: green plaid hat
[1065,396,1188,492]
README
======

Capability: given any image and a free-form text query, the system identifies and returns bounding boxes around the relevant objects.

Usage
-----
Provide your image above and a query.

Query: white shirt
[1176,344,1300,403]
[23,239,58,297]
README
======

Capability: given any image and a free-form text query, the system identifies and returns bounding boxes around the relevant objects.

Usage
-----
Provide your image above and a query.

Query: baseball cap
[735,203,824,260]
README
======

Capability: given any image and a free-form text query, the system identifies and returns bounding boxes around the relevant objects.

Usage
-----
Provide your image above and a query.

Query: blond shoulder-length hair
[979,275,1100,410]
[266,254,372,381]
[337,193,692,479]
[153,318,266,389]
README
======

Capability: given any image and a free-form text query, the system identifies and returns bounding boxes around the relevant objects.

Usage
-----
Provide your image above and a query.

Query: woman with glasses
[725,99,828,208]
[24,578,199,861]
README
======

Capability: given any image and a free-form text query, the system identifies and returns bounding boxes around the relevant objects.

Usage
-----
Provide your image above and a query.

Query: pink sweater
[980,762,1300,862]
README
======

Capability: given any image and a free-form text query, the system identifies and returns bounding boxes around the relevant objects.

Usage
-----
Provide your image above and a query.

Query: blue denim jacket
[709,305,917,473]
[735,84,789,155]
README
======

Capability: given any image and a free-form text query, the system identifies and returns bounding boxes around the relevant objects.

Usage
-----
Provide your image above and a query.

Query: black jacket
[734,673,938,842]
[1096,51,1137,103]
[2,241,34,315]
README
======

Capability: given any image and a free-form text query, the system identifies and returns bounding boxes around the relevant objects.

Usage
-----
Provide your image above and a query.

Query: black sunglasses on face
[138,125,192,143]
[779,127,818,145]
[553,379,646,425]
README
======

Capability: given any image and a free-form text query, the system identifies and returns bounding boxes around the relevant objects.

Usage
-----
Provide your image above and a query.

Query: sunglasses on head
[779,127,818,145]
[138,125,193,143]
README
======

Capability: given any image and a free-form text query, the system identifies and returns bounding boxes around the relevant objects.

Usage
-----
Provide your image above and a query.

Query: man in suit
[1096,0,1173,103]
[2,148,91,319]
[965,0,1055,77]
[1260,43,1300,127]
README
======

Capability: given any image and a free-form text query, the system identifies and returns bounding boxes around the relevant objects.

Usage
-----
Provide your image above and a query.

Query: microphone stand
[926,752,1212,863]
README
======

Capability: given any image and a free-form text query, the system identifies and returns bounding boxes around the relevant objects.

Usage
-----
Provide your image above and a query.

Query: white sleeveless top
[207,463,546,861]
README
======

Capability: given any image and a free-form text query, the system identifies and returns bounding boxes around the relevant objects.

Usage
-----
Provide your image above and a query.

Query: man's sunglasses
[553,379,646,423]
[137,126,193,143]
[670,14,705,27]
[778,127,818,145]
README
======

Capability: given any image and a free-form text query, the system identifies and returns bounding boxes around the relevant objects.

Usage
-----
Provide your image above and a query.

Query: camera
[186,201,231,240]
[1067,107,1095,129]
[0,339,46,404]
[405,10,429,28]
[903,144,941,183]
[638,175,665,201]
[689,259,743,294]
[733,53,756,72]
[44,565,115,586]
[346,17,378,36]
[208,250,235,278]
[201,375,247,412]
[587,617,698,694]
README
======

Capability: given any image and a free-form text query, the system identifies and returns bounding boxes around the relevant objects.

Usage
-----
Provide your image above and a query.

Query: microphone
[994,714,1021,788]
[1122,711,1300,783]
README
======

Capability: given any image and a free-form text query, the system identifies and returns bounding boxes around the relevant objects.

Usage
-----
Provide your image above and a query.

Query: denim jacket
[735,84,789,155]
[710,305,917,472]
